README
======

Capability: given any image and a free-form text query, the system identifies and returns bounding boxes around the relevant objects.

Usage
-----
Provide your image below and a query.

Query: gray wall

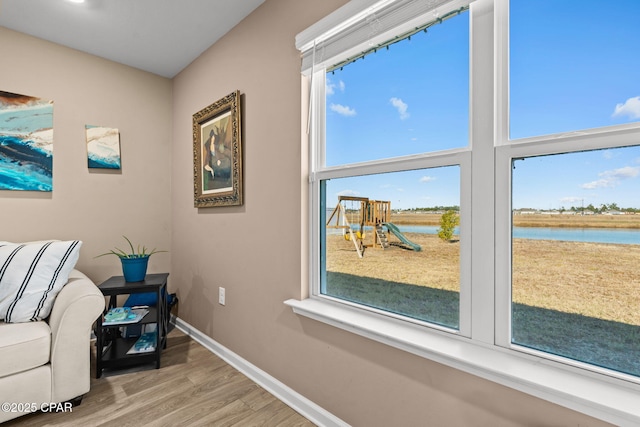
[0,26,171,280]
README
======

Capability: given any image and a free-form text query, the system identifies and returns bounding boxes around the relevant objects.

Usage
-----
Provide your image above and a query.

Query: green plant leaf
[123,235,136,255]
[94,236,167,259]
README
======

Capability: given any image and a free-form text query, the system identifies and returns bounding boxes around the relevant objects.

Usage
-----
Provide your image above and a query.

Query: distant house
[514,209,538,215]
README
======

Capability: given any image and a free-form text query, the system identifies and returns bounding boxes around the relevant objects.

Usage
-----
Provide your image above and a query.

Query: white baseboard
[172,317,349,427]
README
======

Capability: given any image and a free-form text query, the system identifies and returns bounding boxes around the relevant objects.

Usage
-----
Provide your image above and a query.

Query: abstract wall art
[0,91,53,191]
[85,125,121,169]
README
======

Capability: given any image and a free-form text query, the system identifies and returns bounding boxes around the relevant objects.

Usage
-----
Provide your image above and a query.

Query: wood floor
[5,328,316,427]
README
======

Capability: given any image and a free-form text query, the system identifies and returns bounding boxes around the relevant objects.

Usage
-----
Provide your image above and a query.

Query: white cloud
[326,79,345,96]
[326,81,335,96]
[389,97,409,120]
[330,103,356,117]
[581,179,610,190]
[601,166,640,180]
[419,176,436,183]
[581,166,640,189]
[612,96,640,120]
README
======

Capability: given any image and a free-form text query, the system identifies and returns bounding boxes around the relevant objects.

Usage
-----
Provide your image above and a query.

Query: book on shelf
[103,307,149,325]
[126,331,156,354]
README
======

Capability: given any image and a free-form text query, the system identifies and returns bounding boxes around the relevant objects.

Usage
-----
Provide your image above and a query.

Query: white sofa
[0,270,104,423]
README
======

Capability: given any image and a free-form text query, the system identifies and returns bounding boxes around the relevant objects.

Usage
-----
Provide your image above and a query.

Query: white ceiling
[0,0,266,78]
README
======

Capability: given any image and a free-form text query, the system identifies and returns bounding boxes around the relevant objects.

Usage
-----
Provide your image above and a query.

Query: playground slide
[383,222,422,251]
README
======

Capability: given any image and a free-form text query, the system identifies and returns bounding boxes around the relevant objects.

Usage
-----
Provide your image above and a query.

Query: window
[293,0,640,423]
[311,2,471,333]
[509,0,640,139]
[325,10,469,166]
[510,147,640,378]
[321,166,462,329]
[501,0,640,381]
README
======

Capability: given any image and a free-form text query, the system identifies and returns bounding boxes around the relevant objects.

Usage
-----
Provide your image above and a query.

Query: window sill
[285,297,640,426]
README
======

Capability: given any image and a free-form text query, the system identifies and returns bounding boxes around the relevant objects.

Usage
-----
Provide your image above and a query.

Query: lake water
[325,209,640,244]
[396,225,640,245]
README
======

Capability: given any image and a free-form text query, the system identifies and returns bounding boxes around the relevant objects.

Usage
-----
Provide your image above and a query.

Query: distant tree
[437,210,460,242]
[608,202,619,211]
[414,205,460,213]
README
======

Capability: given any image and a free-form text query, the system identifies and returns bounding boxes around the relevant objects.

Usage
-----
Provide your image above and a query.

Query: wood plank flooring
[4,328,316,427]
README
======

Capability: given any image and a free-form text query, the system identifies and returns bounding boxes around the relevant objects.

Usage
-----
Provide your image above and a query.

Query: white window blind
[296,0,473,74]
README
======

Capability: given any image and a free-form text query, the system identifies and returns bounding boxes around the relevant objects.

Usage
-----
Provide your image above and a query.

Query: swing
[356,199,366,239]
[341,199,357,240]
[341,199,351,240]
[344,199,366,240]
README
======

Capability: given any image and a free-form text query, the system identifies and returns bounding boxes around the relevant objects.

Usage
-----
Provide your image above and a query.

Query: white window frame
[494,0,640,354]
[306,0,474,336]
[286,0,640,424]
[312,147,472,335]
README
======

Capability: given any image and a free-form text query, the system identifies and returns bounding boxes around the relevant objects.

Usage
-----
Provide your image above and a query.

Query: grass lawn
[326,272,459,328]
[325,227,640,377]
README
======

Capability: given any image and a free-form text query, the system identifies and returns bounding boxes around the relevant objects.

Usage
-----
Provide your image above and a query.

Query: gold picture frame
[193,91,243,207]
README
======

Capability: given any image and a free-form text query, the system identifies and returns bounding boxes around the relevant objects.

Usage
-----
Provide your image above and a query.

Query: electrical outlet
[218,287,226,305]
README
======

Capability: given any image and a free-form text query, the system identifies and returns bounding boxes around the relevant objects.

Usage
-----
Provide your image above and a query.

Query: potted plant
[96,236,166,282]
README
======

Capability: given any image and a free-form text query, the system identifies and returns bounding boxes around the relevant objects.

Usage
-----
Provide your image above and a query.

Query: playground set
[326,196,421,258]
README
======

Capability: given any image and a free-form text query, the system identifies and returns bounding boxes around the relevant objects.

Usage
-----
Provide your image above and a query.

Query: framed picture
[0,91,53,192]
[193,90,243,207]
[86,125,121,169]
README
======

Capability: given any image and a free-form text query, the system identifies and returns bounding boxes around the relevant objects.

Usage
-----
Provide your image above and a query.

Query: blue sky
[324,1,640,211]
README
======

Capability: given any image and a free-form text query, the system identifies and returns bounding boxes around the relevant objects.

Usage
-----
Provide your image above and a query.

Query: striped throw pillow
[0,240,82,323]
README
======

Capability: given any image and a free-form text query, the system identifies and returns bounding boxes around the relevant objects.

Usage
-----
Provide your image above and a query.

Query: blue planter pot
[121,256,149,282]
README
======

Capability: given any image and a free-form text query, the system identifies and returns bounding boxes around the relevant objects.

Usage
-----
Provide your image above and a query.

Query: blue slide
[383,222,422,251]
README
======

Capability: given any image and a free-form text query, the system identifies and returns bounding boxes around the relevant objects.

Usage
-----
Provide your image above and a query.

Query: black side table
[95,273,169,378]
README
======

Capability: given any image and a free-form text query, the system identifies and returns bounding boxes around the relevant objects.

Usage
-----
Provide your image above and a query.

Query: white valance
[296,0,473,74]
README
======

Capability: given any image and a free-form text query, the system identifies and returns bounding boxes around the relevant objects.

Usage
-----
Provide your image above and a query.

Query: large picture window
[509,0,640,139]
[511,147,640,378]
[295,0,640,423]
[325,11,469,166]
[503,0,640,380]
[311,4,470,333]
[321,166,461,329]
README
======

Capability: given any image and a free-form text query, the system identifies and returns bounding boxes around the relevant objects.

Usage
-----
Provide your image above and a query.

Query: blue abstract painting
[85,125,121,169]
[0,91,53,191]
